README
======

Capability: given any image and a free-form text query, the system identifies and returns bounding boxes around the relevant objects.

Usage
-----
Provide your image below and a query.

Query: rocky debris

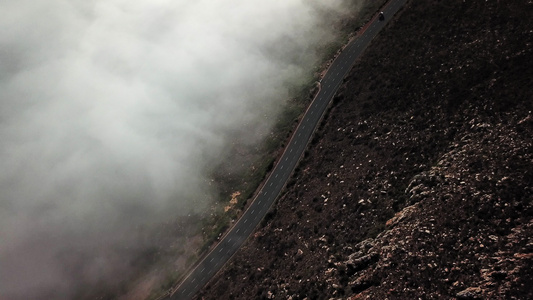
[331,123,533,299]
[197,1,533,299]
[405,170,443,205]
[385,203,418,228]
[456,287,483,299]
[349,274,376,294]
[346,252,379,274]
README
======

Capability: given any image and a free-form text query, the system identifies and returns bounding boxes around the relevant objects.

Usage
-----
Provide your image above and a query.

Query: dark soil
[197,0,533,299]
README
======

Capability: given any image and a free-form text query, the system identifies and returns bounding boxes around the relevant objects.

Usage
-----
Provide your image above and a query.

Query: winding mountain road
[167,0,406,299]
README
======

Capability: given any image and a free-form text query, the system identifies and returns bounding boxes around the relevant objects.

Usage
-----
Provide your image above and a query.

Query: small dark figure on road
[379,11,385,21]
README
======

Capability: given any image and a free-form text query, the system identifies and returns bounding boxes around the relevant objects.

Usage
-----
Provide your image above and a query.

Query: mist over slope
[0,0,348,298]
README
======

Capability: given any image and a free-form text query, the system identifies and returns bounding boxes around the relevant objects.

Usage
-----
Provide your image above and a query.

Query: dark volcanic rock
[197,0,533,299]
[456,287,483,299]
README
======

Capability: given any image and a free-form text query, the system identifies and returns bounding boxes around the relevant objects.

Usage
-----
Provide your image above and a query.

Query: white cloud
[0,0,345,298]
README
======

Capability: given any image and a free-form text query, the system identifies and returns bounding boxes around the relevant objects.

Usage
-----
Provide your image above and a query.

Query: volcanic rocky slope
[197,0,532,299]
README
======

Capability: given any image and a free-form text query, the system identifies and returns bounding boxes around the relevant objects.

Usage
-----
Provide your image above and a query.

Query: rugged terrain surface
[196,0,532,299]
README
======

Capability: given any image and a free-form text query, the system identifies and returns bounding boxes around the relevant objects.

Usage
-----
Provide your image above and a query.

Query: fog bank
[0,0,346,298]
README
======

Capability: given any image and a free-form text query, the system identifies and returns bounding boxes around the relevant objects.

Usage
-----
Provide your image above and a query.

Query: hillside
[196,0,533,299]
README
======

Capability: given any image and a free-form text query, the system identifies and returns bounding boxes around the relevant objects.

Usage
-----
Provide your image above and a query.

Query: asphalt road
[168,1,406,299]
